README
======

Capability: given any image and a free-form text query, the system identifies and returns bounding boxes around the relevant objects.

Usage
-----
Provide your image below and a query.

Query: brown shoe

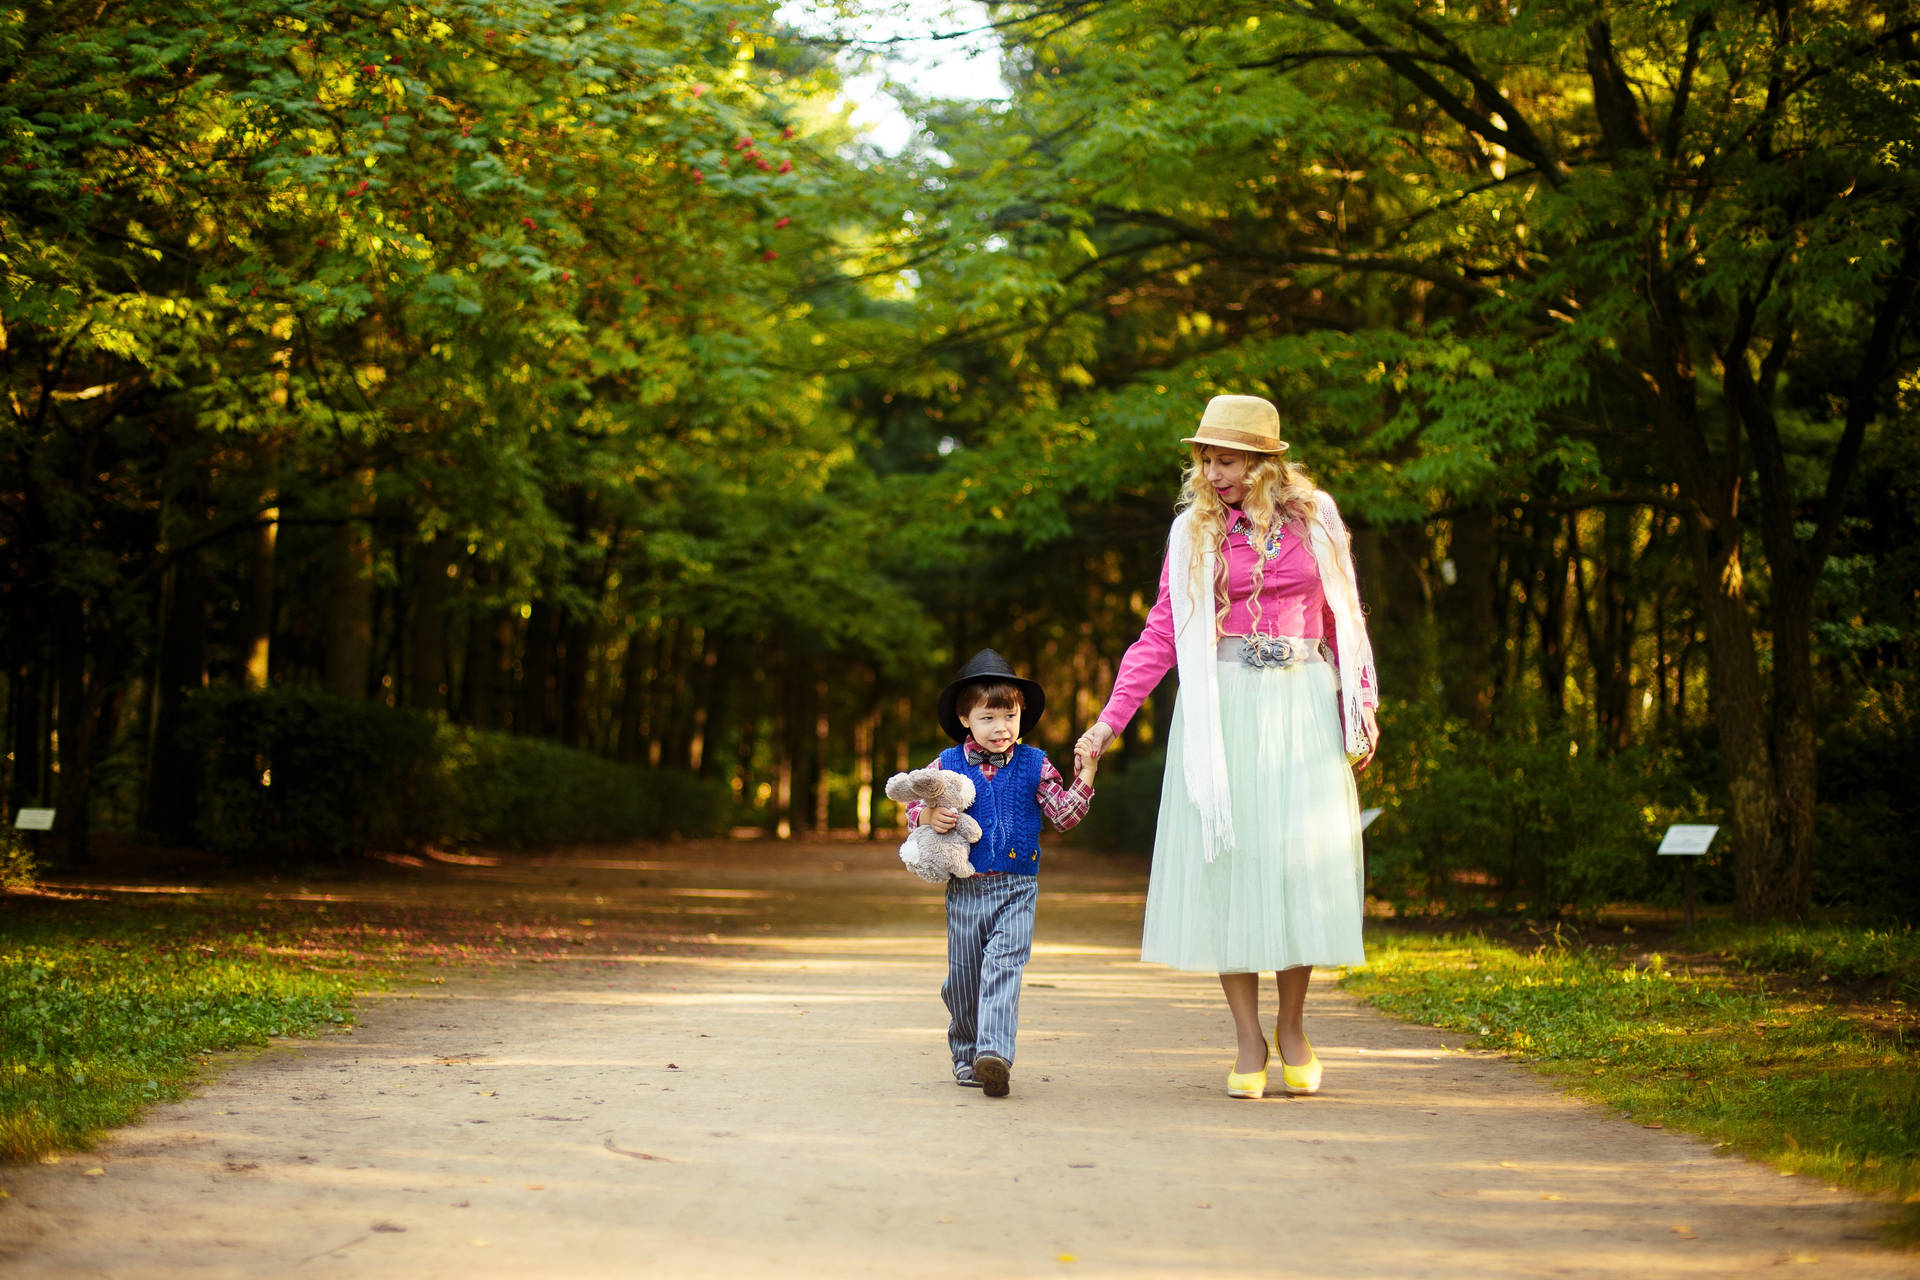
[972,1053,1010,1098]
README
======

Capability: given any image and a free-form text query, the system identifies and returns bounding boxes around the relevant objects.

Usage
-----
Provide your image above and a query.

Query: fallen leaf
[82,1168,105,1177]
[470,1239,493,1248]
[1540,1193,1563,1201]
[1904,1191,1920,1205]
[1055,1256,1077,1264]
[1498,1161,1519,1169]
[525,1184,544,1191]
[1789,1254,1819,1264]
[1670,1223,1695,1239]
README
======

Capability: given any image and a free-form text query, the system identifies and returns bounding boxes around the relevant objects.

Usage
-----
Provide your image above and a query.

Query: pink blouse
[1098,508,1377,735]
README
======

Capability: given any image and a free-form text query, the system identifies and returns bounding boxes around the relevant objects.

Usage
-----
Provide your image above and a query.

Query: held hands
[1074,722,1113,787]
[1075,722,1115,762]
[1072,741,1100,787]
[928,806,960,834]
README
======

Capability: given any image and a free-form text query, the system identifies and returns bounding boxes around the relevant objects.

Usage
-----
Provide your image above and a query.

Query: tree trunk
[517,600,558,738]
[244,500,278,691]
[1438,508,1497,727]
[615,628,649,762]
[322,468,376,699]
[812,678,831,835]
[52,596,94,865]
[557,609,592,748]
[8,656,48,812]
[405,537,453,713]
[142,551,208,844]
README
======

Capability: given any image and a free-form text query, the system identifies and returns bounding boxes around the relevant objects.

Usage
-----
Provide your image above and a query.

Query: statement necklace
[1229,515,1286,561]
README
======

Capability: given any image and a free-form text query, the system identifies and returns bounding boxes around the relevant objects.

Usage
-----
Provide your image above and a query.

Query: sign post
[1657,824,1719,927]
[10,808,55,877]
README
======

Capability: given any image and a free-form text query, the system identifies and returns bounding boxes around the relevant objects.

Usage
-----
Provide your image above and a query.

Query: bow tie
[966,743,1012,768]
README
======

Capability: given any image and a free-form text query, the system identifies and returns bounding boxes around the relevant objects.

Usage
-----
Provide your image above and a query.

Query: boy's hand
[929,806,959,834]
[1073,743,1099,786]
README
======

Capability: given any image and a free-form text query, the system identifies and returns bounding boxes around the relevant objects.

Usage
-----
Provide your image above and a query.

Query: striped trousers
[942,872,1039,1066]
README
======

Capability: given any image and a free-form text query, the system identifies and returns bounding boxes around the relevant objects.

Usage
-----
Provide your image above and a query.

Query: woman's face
[1200,447,1252,507]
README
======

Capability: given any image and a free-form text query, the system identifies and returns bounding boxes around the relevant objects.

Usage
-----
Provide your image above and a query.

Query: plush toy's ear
[906,768,951,801]
[883,772,917,804]
[944,771,976,809]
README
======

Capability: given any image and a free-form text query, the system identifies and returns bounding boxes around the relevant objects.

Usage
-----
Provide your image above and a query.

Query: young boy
[904,648,1098,1098]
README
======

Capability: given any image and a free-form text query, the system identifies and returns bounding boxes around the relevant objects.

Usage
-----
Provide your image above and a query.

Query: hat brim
[1181,431,1289,454]
[937,675,1046,744]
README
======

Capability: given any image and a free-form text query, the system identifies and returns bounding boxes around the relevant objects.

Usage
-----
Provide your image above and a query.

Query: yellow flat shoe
[1226,1044,1268,1099]
[1276,1035,1322,1095]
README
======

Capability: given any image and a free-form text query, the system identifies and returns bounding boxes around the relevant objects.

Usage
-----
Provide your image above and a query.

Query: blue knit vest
[940,743,1046,876]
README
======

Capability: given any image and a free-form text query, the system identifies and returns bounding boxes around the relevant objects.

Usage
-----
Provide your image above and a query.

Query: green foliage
[1345,933,1920,1235]
[178,688,730,862]
[0,832,36,892]
[428,722,732,849]
[1698,923,1920,1002]
[179,688,440,863]
[1067,750,1166,856]
[1360,699,1708,916]
[0,926,352,1161]
[1810,685,1920,918]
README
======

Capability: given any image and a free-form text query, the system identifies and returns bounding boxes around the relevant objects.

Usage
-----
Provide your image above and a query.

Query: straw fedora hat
[1181,394,1289,454]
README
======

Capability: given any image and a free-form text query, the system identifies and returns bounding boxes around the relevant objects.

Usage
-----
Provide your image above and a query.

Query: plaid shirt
[902,743,1094,837]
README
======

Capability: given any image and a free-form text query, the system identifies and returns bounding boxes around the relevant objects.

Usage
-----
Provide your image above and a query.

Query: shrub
[1360,698,1710,916]
[1068,748,1167,855]
[175,688,731,863]
[1,829,35,891]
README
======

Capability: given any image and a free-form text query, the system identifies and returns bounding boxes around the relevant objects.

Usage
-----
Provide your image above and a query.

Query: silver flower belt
[1216,635,1329,669]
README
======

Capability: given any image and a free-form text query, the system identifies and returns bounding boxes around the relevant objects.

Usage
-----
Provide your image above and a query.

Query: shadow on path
[1,840,1911,1278]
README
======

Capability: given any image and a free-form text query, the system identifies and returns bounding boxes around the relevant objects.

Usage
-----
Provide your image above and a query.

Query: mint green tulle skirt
[1140,657,1367,973]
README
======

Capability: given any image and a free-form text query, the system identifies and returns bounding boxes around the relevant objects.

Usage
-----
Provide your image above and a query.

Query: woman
[1077,394,1379,1099]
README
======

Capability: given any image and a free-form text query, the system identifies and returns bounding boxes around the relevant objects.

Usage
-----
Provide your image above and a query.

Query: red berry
[761,249,777,261]
[522,216,536,230]
[782,126,795,139]
[691,84,707,98]
[631,274,642,286]
[777,159,793,174]
[774,216,790,229]
[561,271,571,283]
[691,169,705,183]
[735,136,752,150]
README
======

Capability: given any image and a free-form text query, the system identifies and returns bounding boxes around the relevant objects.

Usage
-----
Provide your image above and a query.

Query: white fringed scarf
[1166,491,1377,864]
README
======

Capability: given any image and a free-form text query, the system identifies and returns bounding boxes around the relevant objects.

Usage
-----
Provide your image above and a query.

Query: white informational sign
[1359,808,1383,831]
[1658,824,1719,855]
[12,808,55,831]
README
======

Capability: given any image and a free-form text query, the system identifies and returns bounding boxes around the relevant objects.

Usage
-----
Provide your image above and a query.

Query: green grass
[1694,922,1920,999]
[1342,931,1920,1243]
[0,902,357,1161]
[0,879,656,1164]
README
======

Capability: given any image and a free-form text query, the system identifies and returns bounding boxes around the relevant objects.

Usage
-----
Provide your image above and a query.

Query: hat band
[1190,425,1285,451]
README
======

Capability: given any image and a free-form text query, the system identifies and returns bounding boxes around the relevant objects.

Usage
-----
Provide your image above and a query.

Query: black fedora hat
[937,648,1046,743]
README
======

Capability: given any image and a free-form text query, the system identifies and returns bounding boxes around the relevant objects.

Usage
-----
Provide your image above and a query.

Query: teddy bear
[884,768,982,883]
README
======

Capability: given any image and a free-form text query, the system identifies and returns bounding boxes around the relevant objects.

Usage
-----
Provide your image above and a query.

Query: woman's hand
[929,806,959,835]
[1353,706,1380,773]
[1076,721,1115,761]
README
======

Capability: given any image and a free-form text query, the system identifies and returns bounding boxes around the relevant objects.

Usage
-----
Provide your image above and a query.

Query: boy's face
[960,702,1021,755]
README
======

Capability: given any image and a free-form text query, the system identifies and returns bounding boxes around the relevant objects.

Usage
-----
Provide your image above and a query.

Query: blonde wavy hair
[1176,445,1347,638]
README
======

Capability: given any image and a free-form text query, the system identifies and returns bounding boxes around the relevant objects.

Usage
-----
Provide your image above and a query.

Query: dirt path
[1,841,1912,1278]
